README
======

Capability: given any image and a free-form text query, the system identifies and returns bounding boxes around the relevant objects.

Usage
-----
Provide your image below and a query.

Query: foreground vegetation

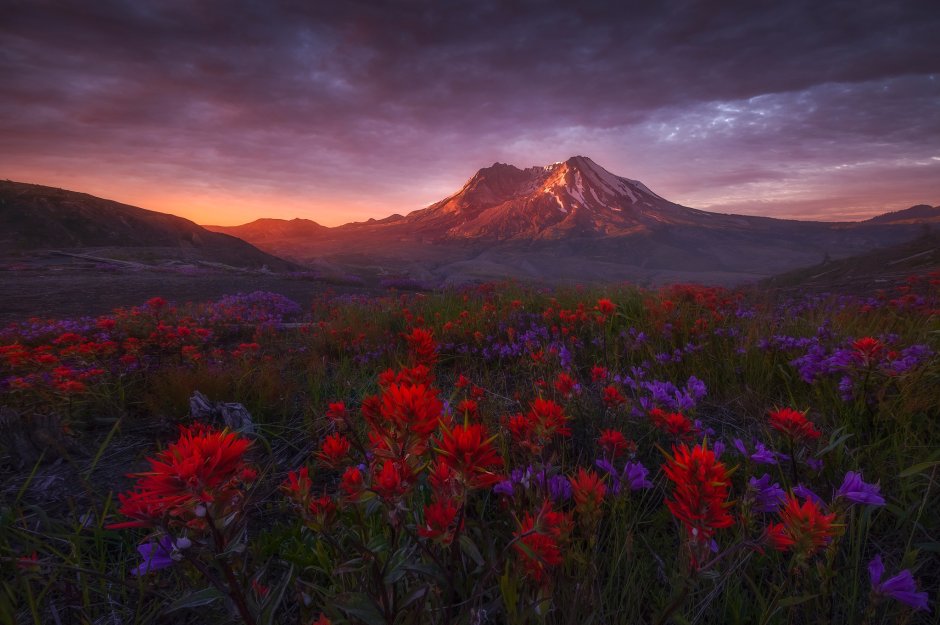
[1,278,938,624]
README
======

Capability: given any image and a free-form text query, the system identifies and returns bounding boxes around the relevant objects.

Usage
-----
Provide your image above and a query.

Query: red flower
[111,425,252,529]
[768,407,821,442]
[418,500,461,544]
[591,365,609,383]
[379,365,434,388]
[554,373,577,396]
[146,297,167,311]
[505,398,571,455]
[437,423,504,490]
[766,494,838,557]
[602,385,626,407]
[527,398,572,438]
[852,337,885,366]
[650,409,694,439]
[513,501,571,584]
[340,466,364,498]
[569,468,606,514]
[372,461,409,500]
[597,429,633,458]
[318,433,351,467]
[325,401,347,425]
[379,383,443,437]
[662,442,734,542]
[596,298,616,316]
[455,399,479,419]
[405,327,437,367]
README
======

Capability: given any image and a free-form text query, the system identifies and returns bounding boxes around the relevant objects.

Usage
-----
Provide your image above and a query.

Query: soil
[0,252,375,324]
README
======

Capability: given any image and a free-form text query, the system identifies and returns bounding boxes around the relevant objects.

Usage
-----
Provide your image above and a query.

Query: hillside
[0,181,298,270]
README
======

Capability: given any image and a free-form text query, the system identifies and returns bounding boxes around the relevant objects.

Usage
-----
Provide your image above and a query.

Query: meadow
[1,278,937,625]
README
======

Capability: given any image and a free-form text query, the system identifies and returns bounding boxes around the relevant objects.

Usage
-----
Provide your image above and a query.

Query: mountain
[205,156,928,286]
[397,156,736,240]
[204,217,328,246]
[762,231,939,293]
[0,181,298,271]
[865,204,940,224]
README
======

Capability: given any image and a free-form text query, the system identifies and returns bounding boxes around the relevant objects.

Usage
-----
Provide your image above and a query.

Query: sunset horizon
[2,2,938,227]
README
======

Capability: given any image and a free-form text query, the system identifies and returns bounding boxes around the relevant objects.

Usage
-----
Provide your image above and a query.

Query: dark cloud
[1,0,938,224]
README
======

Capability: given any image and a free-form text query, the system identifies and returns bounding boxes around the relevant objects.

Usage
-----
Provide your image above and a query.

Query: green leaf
[258,565,294,625]
[899,460,940,478]
[815,427,852,456]
[333,557,365,575]
[383,547,412,585]
[334,592,385,625]
[775,594,818,609]
[164,587,224,613]
[399,585,429,610]
[459,534,484,567]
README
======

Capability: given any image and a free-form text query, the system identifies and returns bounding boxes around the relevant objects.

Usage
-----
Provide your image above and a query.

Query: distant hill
[865,204,940,224]
[0,181,298,271]
[205,156,929,286]
[761,232,940,293]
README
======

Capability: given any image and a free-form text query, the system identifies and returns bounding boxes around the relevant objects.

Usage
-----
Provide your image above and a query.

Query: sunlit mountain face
[1,2,938,227]
[200,155,931,286]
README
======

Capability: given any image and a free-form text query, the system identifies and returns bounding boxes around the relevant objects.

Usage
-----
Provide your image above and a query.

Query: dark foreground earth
[0,252,373,324]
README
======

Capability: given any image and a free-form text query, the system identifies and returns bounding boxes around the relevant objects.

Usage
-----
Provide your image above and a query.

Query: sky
[1,0,939,227]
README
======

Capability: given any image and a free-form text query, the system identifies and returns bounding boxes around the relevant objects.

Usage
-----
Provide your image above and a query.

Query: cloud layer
[1,0,938,224]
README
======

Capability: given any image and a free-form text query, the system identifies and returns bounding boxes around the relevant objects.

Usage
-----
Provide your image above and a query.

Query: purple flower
[623,461,653,491]
[712,439,726,458]
[493,479,514,497]
[869,554,930,611]
[747,474,786,513]
[548,474,572,502]
[793,483,825,507]
[595,459,652,494]
[835,471,885,506]
[131,536,176,576]
[733,438,778,465]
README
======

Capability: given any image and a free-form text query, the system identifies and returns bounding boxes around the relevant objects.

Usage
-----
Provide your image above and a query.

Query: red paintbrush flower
[418,499,461,545]
[602,385,626,407]
[340,466,364,499]
[405,327,437,367]
[110,425,252,529]
[455,399,479,419]
[513,500,572,585]
[569,468,606,515]
[768,407,821,442]
[372,460,410,500]
[650,409,694,439]
[380,383,443,438]
[591,365,609,382]
[596,298,616,316]
[319,433,351,468]
[325,401,347,425]
[662,441,734,542]
[597,429,633,459]
[851,337,885,366]
[437,423,504,490]
[766,493,838,557]
[554,373,577,396]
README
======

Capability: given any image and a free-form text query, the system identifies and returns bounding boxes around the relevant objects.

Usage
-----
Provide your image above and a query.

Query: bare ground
[0,252,374,324]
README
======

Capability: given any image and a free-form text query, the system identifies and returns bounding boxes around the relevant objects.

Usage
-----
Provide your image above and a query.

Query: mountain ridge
[0,180,298,271]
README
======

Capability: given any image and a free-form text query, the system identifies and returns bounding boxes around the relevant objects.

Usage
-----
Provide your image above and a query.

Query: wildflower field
[1,278,938,625]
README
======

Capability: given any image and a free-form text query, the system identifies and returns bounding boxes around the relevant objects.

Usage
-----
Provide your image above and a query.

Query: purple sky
[1,0,939,226]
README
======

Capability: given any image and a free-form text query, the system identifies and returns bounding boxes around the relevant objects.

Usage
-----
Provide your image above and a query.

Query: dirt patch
[0,253,375,324]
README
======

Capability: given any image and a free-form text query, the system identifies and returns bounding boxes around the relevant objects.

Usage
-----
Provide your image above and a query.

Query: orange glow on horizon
[3,171,393,228]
